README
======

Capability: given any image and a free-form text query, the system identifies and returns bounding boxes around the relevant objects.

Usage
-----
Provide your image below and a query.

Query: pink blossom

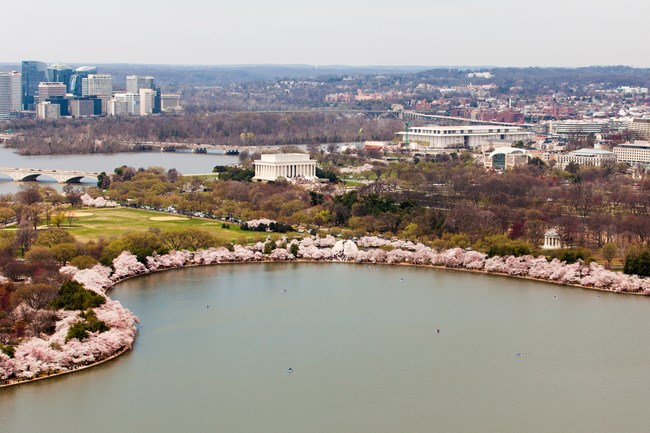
[111,251,149,281]
[314,235,337,247]
[0,353,15,380]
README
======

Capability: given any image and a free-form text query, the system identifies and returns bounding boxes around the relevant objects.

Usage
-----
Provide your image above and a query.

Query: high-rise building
[37,82,66,103]
[112,92,140,115]
[108,99,129,116]
[82,74,113,97]
[139,88,156,116]
[126,75,155,94]
[37,102,61,120]
[69,97,102,117]
[47,62,73,92]
[0,71,22,118]
[21,60,48,110]
[70,66,97,96]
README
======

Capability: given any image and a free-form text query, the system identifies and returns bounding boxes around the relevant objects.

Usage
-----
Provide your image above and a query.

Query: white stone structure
[542,229,562,250]
[253,153,317,181]
[398,124,531,150]
[556,148,617,169]
[484,147,530,170]
[332,240,359,259]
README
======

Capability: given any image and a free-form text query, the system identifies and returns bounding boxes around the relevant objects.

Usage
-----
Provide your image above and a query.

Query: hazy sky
[2,0,647,67]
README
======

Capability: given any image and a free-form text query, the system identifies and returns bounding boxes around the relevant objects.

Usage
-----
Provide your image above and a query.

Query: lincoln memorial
[253,153,318,181]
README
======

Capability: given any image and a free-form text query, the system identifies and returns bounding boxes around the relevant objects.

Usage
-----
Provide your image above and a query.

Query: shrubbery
[65,309,109,343]
[51,280,106,311]
[624,248,650,277]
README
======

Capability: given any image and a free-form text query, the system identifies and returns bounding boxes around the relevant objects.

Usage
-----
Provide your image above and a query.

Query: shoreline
[3,253,645,389]
[111,257,647,296]
[0,345,132,389]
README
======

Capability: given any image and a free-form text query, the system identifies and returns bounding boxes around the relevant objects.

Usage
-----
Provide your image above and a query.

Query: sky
[2,0,648,67]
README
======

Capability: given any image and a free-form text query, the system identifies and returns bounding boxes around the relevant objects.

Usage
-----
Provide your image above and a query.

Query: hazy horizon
[2,0,648,68]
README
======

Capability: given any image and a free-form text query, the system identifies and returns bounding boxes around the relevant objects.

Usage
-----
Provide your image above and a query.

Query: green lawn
[63,207,275,244]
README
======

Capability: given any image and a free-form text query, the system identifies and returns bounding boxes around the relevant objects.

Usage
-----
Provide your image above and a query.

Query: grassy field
[62,207,278,244]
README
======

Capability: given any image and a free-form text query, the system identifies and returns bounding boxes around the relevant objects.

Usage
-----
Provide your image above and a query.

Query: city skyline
[1,0,649,68]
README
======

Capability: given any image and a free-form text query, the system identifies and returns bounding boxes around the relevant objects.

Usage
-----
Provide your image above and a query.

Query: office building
[126,75,154,94]
[47,62,73,92]
[613,141,650,165]
[21,60,48,110]
[139,88,156,115]
[556,148,617,169]
[82,74,113,97]
[111,92,140,115]
[37,82,66,103]
[551,120,608,136]
[69,97,102,117]
[628,119,650,140]
[37,102,61,120]
[108,99,129,116]
[0,71,21,118]
[161,94,181,111]
[70,66,97,96]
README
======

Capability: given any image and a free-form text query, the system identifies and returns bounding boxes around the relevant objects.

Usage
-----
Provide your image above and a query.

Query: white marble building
[253,153,317,181]
[542,228,562,250]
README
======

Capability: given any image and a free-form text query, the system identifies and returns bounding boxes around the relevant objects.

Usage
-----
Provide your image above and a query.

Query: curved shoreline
[3,254,646,388]
[0,345,132,389]
[112,257,647,296]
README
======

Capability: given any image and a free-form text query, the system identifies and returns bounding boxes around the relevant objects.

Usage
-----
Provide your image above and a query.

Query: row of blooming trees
[3,235,649,384]
[104,235,650,294]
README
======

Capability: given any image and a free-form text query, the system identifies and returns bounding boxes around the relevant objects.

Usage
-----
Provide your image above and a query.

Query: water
[0,146,238,194]
[2,263,650,432]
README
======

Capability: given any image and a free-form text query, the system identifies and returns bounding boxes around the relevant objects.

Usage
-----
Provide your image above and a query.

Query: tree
[97,172,111,189]
[0,207,16,227]
[12,284,58,310]
[36,227,75,247]
[51,243,78,266]
[601,243,617,269]
[15,218,37,257]
[16,185,42,206]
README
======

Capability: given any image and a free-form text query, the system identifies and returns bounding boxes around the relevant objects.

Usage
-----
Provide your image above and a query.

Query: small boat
[286,367,294,373]
[515,353,523,357]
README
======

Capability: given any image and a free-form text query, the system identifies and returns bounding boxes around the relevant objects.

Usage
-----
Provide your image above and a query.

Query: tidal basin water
[2,263,650,433]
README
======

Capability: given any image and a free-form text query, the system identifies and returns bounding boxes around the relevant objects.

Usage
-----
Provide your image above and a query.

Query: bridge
[0,167,100,183]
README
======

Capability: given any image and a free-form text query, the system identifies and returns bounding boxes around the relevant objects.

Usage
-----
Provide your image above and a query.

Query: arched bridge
[0,167,100,183]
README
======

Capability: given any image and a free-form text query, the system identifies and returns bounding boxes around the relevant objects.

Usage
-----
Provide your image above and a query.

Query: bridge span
[0,167,100,183]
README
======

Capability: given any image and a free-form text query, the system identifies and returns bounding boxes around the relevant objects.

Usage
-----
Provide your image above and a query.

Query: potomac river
[2,263,650,433]
[0,145,238,194]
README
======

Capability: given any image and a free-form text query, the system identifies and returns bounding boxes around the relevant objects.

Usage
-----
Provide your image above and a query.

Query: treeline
[97,155,649,268]
[5,112,402,155]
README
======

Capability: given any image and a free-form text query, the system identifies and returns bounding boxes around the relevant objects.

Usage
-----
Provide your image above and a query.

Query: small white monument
[542,228,562,250]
